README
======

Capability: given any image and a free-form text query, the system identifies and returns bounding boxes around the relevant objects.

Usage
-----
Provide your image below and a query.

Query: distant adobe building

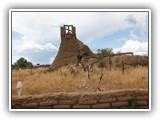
[49,25,93,70]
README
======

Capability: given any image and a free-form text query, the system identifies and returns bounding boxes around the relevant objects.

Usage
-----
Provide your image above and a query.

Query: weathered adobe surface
[48,25,148,70]
[80,55,148,70]
[104,55,148,67]
[49,25,93,71]
[12,88,149,109]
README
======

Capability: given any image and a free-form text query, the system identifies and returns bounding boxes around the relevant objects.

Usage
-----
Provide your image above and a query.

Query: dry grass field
[12,64,148,95]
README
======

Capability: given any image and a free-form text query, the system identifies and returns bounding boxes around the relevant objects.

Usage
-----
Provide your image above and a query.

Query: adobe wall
[12,89,149,109]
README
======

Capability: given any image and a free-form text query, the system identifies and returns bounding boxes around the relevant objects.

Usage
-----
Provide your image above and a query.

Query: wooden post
[30,67,33,75]
[121,60,125,74]
[109,56,112,70]
[83,65,91,90]
[95,68,105,92]
[87,65,91,80]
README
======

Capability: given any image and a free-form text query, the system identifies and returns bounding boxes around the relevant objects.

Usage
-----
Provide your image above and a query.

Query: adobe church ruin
[49,25,93,70]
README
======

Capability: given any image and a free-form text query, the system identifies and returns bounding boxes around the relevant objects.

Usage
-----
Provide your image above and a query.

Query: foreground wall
[12,89,149,109]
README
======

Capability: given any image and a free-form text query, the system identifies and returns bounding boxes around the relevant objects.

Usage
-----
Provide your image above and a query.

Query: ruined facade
[49,25,93,70]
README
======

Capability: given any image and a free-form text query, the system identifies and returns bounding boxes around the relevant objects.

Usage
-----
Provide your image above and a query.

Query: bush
[131,58,139,68]
[128,97,138,108]
[98,59,106,68]
[44,64,50,67]
[27,62,33,68]
[140,56,148,67]
[114,57,121,67]
[14,57,33,68]
[97,48,113,58]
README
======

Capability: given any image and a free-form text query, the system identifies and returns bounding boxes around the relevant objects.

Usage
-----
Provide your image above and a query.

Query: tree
[36,63,40,66]
[97,48,113,57]
[27,62,33,68]
[14,57,33,68]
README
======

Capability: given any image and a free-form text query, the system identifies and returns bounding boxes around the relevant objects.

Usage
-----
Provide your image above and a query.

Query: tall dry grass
[12,65,148,95]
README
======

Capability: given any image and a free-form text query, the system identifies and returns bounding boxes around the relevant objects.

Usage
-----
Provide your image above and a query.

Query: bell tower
[49,25,93,71]
[60,25,76,40]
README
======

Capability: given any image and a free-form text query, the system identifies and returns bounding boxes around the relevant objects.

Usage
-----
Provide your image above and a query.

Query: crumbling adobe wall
[12,89,149,109]
[111,55,148,68]
[49,25,93,71]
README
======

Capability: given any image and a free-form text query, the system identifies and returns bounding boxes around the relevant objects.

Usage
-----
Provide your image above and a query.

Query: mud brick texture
[12,88,149,109]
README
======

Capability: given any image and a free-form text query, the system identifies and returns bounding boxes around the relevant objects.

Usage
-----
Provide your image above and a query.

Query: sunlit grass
[12,65,148,95]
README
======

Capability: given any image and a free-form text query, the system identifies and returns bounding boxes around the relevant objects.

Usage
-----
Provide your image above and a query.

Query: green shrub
[97,48,113,57]
[128,97,138,108]
[115,57,121,67]
[14,57,33,68]
[131,58,139,68]
[98,59,106,68]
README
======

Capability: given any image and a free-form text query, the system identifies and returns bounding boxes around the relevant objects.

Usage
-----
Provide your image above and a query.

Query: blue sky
[11,10,149,65]
[88,26,148,51]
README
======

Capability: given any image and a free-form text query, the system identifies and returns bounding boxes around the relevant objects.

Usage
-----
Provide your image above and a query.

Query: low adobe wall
[12,89,149,109]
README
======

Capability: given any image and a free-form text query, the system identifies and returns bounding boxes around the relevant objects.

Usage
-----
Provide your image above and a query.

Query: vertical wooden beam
[121,60,125,74]
[109,56,112,70]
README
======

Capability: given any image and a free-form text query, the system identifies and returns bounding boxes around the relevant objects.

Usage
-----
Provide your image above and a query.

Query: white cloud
[141,15,148,34]
[12,12,148,44]
[43,43,58,52]
[125,14,137,24]
[12,11,148,64]
[116,38,128,43]
[12,38,58,64]
[113,40,148,55]
[13,37,58,53]
[129,30,140,40]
